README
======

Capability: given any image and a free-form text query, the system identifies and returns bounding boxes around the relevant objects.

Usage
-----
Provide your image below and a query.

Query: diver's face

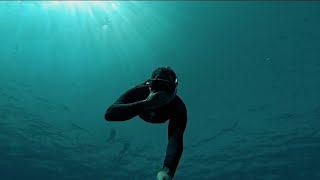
[150,74,177,94]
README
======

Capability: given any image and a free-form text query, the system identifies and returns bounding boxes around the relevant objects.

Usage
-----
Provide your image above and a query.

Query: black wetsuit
[104,80,187,178]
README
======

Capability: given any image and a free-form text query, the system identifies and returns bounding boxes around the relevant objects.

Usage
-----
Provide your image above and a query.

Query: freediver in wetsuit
[104,66,187,180]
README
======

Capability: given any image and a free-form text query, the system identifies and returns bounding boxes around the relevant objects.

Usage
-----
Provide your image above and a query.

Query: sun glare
[41,1,118,13]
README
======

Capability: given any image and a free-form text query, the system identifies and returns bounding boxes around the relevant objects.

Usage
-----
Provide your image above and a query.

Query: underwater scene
[0,1,320,180]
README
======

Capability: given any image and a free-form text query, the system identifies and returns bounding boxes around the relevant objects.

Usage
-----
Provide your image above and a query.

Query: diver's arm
[105,85,147,121]
[162,103,187,178]
[105,100,145,121]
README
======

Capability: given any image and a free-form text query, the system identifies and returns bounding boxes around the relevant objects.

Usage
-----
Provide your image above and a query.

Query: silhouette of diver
[104,66,187,180]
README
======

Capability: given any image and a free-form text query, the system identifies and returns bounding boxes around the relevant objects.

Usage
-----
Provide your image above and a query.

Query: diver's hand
[157,170,172,180]
[143,91,175,110]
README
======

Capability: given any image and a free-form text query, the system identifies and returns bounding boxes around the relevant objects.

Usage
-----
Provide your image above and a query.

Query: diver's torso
[139,104,173,123]
[136,81,177,123]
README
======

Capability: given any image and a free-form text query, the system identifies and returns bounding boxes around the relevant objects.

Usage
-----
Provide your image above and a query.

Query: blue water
[1,1,320,180]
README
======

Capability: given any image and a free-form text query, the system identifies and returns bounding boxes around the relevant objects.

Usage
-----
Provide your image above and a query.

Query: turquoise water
[1,1,320,179]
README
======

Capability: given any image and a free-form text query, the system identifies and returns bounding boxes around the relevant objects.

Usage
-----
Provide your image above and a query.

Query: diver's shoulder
[174,95,187,110]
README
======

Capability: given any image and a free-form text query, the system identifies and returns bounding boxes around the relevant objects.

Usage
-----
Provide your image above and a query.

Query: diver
[104,66,187,180]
